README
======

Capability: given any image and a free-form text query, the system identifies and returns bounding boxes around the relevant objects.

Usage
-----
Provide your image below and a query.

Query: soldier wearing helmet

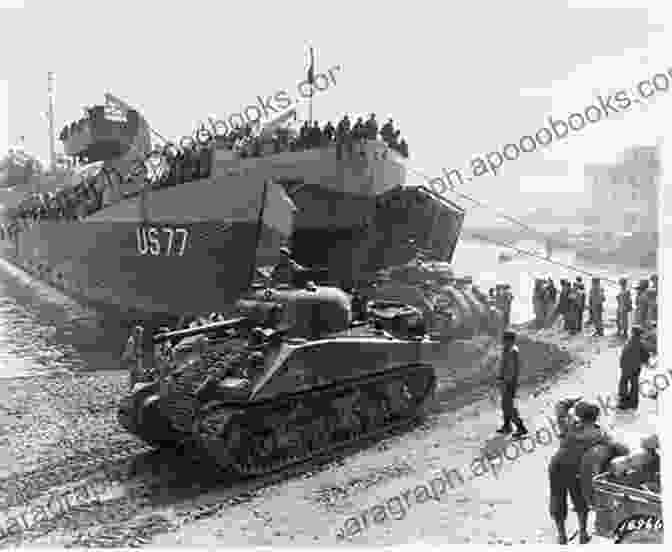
[122,325,145,390]
[616,277,632,338]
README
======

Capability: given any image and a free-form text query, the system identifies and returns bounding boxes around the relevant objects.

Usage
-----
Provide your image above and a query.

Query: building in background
[579,144,659,267]
[584,145,660,239]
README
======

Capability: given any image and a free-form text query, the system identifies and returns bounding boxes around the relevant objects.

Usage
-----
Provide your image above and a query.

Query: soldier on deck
[365,113,378,140]
[380,118,394,145]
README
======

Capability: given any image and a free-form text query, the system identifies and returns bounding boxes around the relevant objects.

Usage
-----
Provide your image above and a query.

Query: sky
[1,0,670,226]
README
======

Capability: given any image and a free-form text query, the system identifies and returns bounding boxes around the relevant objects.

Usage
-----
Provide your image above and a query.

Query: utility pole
[47,72,56,172]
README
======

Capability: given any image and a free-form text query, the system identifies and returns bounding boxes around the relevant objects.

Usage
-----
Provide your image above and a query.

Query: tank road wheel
[347,395,370,439]
[364,388,392,428]
[232,427,287,476]
[302,417,331,455]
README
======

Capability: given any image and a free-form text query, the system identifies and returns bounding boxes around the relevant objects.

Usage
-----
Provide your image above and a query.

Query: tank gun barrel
[152,316,248,344]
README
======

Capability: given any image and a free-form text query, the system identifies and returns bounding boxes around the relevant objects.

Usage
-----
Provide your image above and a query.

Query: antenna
[47,72,56,171]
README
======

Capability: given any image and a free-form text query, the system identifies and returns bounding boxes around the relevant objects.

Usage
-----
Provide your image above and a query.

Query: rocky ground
[0,318,661,547]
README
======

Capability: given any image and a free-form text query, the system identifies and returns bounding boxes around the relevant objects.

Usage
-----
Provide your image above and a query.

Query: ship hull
[0,175,292,324]
[0,219,284,321]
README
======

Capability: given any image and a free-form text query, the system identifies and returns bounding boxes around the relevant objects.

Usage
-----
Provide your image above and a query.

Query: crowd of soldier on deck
[531,274,657,337]
[0,179,105,241]
[212,113,409,160]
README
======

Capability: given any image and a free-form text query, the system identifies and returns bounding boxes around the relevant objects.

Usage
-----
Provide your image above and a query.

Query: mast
[47,72,56,172]
[248,179,270,288]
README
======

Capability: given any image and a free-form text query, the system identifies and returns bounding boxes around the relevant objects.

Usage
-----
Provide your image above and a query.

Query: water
[0,240,654,378]
[453,238,653,325]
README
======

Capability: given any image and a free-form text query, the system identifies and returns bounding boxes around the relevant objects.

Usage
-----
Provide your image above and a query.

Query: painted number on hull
[136,227,189,256]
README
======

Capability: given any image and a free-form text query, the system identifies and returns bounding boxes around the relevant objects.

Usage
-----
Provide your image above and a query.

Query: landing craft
[0,75,465,323]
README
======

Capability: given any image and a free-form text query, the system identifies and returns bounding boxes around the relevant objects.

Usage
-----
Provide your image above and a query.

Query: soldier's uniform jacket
[553,399,615,468]
[589,287,605,310]
[498,345,521,385]
[617,290,632,314]
[620,337,651,377]
[122,333,144,386]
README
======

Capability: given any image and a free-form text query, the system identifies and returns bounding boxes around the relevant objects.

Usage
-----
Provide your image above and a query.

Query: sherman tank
[363,256,502,340]
[118,284,437,476]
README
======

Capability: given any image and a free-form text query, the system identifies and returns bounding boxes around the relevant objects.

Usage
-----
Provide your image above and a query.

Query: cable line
[405,165,560,241]
[468,232,621,287]
[402,165,627,285]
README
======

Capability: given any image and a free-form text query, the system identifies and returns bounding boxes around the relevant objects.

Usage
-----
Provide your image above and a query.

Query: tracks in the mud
[0,409,439,548]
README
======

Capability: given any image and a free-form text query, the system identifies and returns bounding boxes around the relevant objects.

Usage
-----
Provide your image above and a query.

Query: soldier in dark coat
[322,121,335,142]
[566,284,580,333]
[365,113,378,140]
[554,279,570,328]
[616,277,632,338]
[589,277,605,337]
[380,118,395,145]
[548,399,628,544]
[618,326,650,410]
[495,330,528,437]
[575,279,586,332]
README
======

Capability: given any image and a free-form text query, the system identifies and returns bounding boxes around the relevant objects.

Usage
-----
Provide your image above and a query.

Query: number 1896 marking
[136,226,189,256]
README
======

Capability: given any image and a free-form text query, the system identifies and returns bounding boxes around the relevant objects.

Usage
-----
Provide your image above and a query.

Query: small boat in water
[498,251,513,263]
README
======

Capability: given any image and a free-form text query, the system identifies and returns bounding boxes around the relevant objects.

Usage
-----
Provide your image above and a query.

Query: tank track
[196,364,436,477]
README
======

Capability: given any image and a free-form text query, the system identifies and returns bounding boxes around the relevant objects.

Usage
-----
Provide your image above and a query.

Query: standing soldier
[555,279,570,329]
[566,283,579,334]
[154,327,173,380]
[616,277,632,338]
[502,284,513,328]
[576,280,586,333]
[634,279,649,327]
[618,326,651,410]
[533,279,546,328]
[495,330,528,437]
[122,325,145,390]
[588,278,605,337]
[645,274,658,329]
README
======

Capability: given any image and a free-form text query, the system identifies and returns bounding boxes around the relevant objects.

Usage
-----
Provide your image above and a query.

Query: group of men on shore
[531,274,657,338]
[494,320,657,543]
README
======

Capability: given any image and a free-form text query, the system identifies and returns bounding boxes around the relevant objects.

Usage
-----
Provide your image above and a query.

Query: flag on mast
[307,47,315,84]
